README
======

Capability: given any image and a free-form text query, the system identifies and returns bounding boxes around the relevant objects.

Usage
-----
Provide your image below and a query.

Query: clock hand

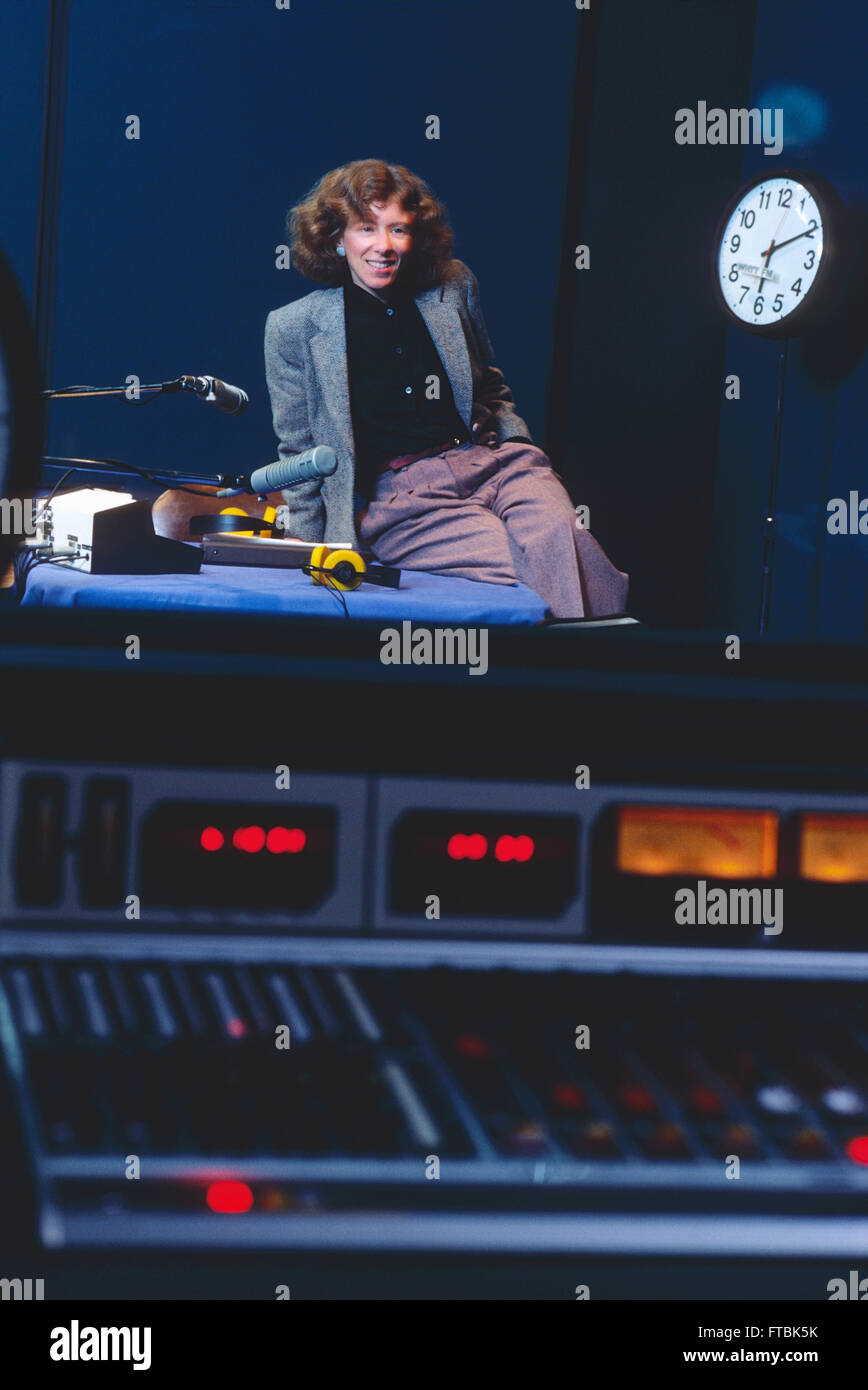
[758,209,789,293]
[760,225,816,257]
[757,241,775,296]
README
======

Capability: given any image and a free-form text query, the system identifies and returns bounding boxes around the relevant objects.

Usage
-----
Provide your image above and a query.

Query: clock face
[715,174,827,333]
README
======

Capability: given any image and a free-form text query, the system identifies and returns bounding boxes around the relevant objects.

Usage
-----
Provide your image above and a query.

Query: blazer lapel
[415,286,473,427]
[309,290,354,460]
[309,280,474,457]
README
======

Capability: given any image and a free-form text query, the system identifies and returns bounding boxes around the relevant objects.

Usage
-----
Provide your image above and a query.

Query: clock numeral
[799,196,806,212]
[777,188,792,208]
[738,285,751,304]
[791,278,803,296]
[804,249,816,269]
[728,265,739,282]
[739,209,756,228]
[759,190,771,209]
[753,296,764,315]
[772,294,783,312]
[805,219,818,239]
[730,233,741,251]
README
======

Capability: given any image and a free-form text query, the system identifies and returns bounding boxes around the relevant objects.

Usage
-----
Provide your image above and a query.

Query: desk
[21,560,548,625]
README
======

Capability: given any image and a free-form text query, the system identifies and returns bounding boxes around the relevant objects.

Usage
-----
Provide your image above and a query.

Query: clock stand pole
[758,336,790,635]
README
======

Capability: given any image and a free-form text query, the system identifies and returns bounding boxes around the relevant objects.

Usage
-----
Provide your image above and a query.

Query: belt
[379,435,469,474]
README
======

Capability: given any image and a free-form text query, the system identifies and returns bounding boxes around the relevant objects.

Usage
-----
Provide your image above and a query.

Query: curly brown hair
[287,159,453,290]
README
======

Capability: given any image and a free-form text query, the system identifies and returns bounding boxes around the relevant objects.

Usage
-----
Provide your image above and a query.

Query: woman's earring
[336,245,346,257]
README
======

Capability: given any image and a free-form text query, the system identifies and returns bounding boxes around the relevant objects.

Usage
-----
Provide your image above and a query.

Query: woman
[264,159,628,619]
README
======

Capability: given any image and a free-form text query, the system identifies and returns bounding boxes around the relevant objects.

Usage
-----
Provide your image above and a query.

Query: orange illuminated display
[616,805,778,879]
[799,814,868,883]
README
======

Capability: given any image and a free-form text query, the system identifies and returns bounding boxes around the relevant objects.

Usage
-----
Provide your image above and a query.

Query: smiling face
[337,199,415,297]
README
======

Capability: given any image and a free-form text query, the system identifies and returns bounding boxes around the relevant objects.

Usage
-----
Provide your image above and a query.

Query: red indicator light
[494,834,536,862]
[551,1082,585,1111]
[447,833,488,860]
[206,1180,254,1213]
[232,825,266,853]
[227,1018,246,1039]
[618,1084,657,1115]
[266,826,307,854]
[200,826,224,852]
[456,1034,490,1059]
[845,1136,868,1165]
[688,1084,725,1117]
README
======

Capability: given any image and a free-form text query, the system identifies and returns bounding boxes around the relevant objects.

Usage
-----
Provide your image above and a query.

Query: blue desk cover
[22,561,548,625]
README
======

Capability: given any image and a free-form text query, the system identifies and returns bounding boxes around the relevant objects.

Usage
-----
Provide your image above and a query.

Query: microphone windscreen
[248,447,337,495]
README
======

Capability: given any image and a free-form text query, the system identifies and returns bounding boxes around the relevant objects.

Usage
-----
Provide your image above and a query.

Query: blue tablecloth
[22,560,548,625]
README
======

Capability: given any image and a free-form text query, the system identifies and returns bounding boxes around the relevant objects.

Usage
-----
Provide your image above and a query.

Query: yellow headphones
[217,514,368,592]
[219,505,277,538]
[306,543,367,591]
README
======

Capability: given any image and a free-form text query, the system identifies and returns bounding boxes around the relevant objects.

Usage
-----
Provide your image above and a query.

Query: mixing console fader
[2,954,868,1255]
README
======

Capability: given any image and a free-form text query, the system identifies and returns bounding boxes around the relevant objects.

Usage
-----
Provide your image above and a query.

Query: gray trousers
[356,440,629,619]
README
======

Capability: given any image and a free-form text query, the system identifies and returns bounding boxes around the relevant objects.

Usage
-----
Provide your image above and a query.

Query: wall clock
[714,170,841,338]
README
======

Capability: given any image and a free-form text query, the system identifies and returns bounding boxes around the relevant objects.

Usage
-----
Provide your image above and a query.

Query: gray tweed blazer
[263,258,532,546]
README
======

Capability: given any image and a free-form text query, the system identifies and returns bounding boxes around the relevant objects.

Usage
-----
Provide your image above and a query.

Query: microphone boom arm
[41,456,250,491]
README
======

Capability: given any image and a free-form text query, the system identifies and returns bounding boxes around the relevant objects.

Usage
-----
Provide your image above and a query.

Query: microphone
[178,375,249,416]
[217,446,338,497]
